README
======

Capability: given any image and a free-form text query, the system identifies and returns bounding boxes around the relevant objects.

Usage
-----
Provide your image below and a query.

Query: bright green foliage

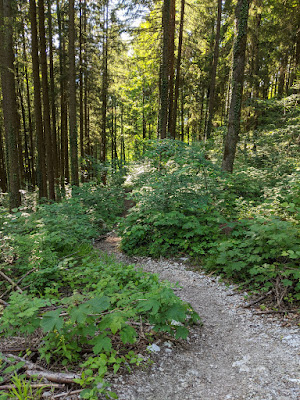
[119,103,300,302]
[0,182,124,293]
[0,179,200,399]
[1,256,199,397]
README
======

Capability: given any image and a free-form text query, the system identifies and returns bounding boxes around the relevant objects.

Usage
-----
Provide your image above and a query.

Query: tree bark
[206,0,222,139]
[170,0,185,139]
[101,2,109,184]
[159,0,171,139]
[0,121,7,193]
[167,0,175,136]
[47,0,59,187]
[0,0,21,209]
[38,0,55,200]
[29,0,47,198]
[222,0,250,173]
[69,0,79,186]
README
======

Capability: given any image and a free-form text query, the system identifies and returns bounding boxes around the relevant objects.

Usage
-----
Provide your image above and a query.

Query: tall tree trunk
[47,0,59,187]
[170,0,185,139]
[29,0,47,198]
[206,0,222,139]
[38,0,55,200]
[79,0,84,169]
[57,0,69,189]
[101,2,108,184]
[0,0,21,209]
[22,24,36,188]
[222,0,250,173]
[159,0,171,139]
[167,0,175,136]
[0,121,7,193]
[69,0,79,186]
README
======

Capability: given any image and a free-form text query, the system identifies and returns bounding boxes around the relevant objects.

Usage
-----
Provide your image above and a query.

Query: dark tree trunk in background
[0,0,21,209]
[206,0,222,139]
[29,0,47,198]
[38,0,55,200]
[69,0,79,186]
[170,0,185,139]
[167,0,175,136]
[101,2,108,184]
[0,122,7,193]
[222,0,250,173]
[47,0,59,187]
[159,0,171,139]
[79,0,84,171]
[57,0,69,189]
[22,24,36,187]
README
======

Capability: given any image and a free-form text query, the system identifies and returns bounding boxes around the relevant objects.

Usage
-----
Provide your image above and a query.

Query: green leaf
[90,335,112,354]
[40,309,64,332]
[166,303,186,322]
[85,296,110,313]
[175,326,189,339]
[120,325,137,344]
[138,299,160,314]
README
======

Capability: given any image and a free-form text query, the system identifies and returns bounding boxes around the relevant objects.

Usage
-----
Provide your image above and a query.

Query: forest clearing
[0,0,299,399]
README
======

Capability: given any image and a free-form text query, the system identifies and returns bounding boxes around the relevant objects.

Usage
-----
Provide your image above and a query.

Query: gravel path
[96,236,300,400]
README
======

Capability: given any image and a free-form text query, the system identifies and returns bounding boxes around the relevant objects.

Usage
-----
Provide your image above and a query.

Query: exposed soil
[95,233,300,400]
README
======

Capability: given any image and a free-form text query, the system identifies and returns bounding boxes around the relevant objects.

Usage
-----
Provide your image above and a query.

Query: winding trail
[96,234,300,400]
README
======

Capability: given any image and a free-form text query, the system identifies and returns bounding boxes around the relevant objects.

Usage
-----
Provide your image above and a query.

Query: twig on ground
[243,290,273,308]
[53,389,82,398]
[0,271,23,294]
[253,309,299,315]
[0,298,8,306]
[0,268,36,299]
[1,354,47,372]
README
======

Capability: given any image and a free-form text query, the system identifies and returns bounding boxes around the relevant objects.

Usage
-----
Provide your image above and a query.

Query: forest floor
[95,234,300,400]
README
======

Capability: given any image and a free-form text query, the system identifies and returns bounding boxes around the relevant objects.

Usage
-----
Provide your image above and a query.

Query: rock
[147,343,161,353]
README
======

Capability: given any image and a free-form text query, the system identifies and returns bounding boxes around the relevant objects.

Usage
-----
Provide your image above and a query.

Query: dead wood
[253,309,299,315]
[43,389,82,398]
[0,270,23,294]
[2,354,47,372]
[0,268,36,299]
[25,370,80,384]
[243,290,273,308]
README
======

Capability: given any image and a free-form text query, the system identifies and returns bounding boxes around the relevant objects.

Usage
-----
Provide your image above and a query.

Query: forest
[0,0,299,399]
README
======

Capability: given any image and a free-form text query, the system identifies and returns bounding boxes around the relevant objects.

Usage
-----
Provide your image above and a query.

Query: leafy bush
[119,135,300,303]
[0,180,200,399]
[0,182,124,293]
[1,253,200,399]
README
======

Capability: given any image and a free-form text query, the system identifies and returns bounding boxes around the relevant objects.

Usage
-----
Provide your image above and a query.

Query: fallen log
[26,370,80,384]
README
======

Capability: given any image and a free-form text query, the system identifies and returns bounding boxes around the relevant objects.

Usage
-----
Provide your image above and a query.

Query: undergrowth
[0,180,200,399]
[119,98,300,306]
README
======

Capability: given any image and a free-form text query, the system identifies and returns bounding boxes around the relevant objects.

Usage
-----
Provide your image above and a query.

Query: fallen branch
[0,299,8,306]
[0,271,23,294]
[253,309,299,315]
[243,290,273,308]
[26,370,80,384]
[0,383,63,390]
[0,268,36,299]
[1,354,47,372]
[45,389,82,399]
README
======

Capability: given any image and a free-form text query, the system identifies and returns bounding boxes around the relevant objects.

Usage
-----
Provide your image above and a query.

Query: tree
[206,0,222,139]
[38,0,55,199]
[29,0,47,198]
[0,0,21,209]
[222,0,250,173]
[69,0,79,186]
